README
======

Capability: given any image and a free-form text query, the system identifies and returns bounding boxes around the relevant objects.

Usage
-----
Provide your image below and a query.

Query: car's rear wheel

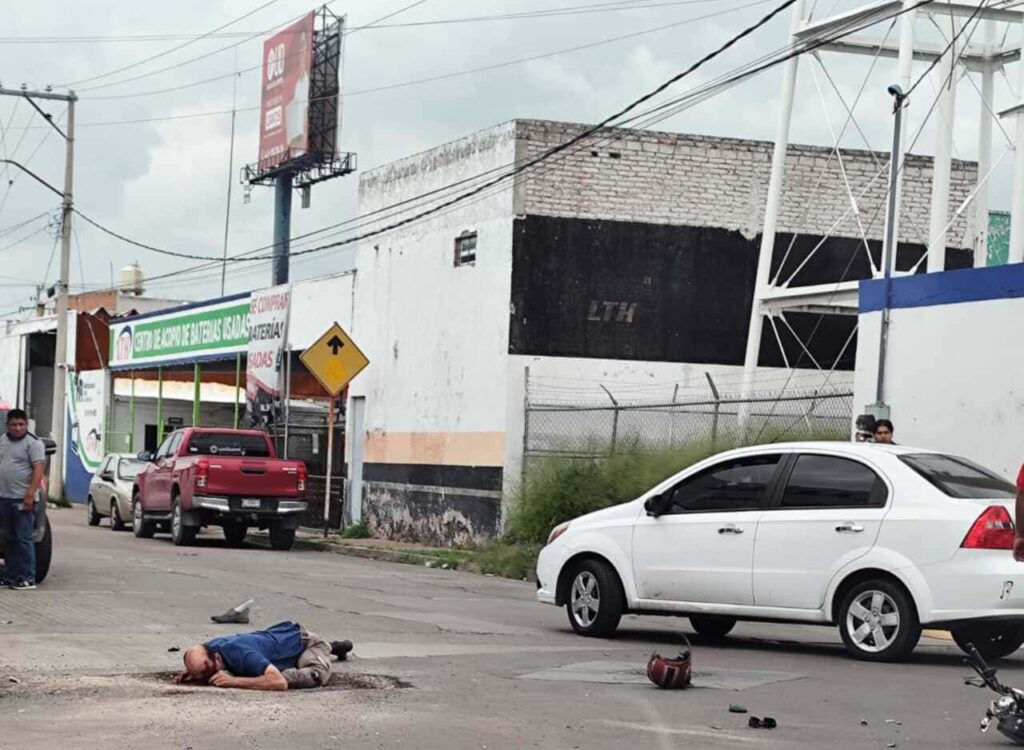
[34,515,52,584]
[838,579,921,662]
[690,615,737,641]
[109,501,126,531]
[951,622,1024,660]
[86,496,101,526]
[170,498,197,547]
[564,559,624,638]
[223,522,248,547]
[268,525,295,551]
[132,494,156,539]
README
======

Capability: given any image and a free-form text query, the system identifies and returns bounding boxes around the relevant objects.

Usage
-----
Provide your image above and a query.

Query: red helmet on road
[646,647,692,689]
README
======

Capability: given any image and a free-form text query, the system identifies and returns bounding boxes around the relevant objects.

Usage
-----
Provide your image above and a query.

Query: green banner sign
[109,298,251,368]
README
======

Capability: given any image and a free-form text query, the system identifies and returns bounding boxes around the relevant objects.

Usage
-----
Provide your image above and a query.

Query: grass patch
[340,520,372,539]
[475,539,541,580]
[506,443,720,545]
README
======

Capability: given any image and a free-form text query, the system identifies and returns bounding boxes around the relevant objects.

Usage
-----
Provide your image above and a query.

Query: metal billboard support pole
[273,173,293,285]
[739,0,805,434]
[1009,33,1024,264]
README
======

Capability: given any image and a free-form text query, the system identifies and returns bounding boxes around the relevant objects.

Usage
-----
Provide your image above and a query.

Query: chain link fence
[524,382,853,475]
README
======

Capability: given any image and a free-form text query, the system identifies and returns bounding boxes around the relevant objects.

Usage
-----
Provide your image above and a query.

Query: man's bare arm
[209,665,288,691]
[23,462,44,511]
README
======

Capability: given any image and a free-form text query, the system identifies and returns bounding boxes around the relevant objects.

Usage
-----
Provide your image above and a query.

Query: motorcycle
[964,642,1024,744]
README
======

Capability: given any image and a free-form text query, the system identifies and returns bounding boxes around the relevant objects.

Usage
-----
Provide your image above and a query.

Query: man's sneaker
[330,640,353,661]
[9,580,36,591]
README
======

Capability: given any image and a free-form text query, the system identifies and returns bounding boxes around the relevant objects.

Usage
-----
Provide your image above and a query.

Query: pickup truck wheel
[86,496,101,526]
[34,515,52,584]
[132,495,156,539]
[223,522,248,547]
[171,499,197,547]
[268,526,296,551]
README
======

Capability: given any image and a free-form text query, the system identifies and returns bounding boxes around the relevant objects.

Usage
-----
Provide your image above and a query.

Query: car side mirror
[137,451,154,463]
[644,494,668,518]
[100,470,115,482]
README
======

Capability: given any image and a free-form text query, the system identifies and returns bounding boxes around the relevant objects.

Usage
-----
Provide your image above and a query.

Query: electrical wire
[59,0,283,89]
[85,0,768,103]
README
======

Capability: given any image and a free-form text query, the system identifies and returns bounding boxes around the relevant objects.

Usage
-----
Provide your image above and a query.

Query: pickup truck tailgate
[205,458,303,498]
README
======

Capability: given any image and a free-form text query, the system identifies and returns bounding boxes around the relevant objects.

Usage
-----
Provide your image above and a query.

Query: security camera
[887,84,904,98]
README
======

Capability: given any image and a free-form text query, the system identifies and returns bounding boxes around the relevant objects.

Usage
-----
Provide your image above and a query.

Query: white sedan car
[536,442,1024,662]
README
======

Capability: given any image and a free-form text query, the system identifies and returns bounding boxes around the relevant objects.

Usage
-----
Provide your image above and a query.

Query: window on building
[454,231,477,267]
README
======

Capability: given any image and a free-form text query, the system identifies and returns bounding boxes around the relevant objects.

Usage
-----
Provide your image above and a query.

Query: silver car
[87,453,146,531]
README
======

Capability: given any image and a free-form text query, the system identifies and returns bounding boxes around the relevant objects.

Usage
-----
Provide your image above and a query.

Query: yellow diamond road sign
[300,322,370,397]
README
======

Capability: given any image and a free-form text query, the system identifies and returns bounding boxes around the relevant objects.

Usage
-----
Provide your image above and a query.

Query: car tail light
[196,458,209,490]
[297,463,307,494]
[962,506,1015,550]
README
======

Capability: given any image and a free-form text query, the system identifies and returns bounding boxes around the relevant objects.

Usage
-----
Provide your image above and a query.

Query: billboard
[258,12,315,171]
[244,286,291,430]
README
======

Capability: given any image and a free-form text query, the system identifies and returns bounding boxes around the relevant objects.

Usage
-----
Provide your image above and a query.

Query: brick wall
[516,119,977,249]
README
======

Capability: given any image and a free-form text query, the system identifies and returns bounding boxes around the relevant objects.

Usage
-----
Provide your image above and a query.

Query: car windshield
[118,459,145,480]
[900,454,1017,499]
[185,432,271,457]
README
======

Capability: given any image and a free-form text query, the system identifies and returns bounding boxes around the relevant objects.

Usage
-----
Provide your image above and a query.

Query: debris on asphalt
[8,676,21,684]
[210,598,253,624]
[748,716,777,730]
[729,704,748,714]
[887,744,897,748]
[885,719,902,726]
[0,619,11,625]
[167,646,181,653]
[860,720,869,726]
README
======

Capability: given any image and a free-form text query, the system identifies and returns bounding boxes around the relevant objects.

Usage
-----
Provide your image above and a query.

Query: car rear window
[118,459,145,480]
[900,454,1016,499]
[185,433,271,458]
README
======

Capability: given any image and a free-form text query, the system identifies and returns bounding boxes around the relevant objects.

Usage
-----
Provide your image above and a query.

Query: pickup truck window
[185,433,272,458]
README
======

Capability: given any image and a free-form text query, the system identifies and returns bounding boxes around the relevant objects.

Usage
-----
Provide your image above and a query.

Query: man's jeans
[0,497,35,584]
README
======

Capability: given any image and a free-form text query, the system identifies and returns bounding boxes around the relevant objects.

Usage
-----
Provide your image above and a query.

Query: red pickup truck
[132,428,307,550]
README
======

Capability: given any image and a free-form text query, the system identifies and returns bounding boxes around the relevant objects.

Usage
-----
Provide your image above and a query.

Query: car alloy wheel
[110,501,124,531]
[133,501,142,534]
[839,578,920,662]
[570,571,600,629]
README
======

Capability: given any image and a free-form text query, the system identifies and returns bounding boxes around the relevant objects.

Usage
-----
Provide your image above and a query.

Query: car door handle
[718,524,744,535]
[835,523,865,533]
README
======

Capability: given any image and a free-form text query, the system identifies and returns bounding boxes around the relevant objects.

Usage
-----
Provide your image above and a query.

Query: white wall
[854,269,1024,479]
[348,122,518,468]
[288,273,356,350]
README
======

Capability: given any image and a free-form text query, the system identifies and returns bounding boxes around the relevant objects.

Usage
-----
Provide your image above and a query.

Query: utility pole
[0,86,77,501]
[871,84,907,418]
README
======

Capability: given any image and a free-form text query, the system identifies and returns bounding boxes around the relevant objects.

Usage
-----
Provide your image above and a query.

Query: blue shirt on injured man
[206,621,303,676]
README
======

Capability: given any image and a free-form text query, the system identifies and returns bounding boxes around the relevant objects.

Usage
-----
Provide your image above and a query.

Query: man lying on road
[175,620,353,690]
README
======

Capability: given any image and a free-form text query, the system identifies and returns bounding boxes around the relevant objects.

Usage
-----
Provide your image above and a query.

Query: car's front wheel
[132,494,156,539]
[951,622,1024,660]
[838,579,921,662]
[690,615,737,641]
[564,559,624,638]
[86,496,101,526]
[109,501,126,531]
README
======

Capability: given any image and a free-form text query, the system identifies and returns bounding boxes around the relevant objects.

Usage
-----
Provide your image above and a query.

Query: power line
[59,0,283,88]
[84,0,771,104]
[50,0,934,301]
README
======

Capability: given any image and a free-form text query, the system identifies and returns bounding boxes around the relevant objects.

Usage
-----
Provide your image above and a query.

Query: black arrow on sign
[327,335,345,355]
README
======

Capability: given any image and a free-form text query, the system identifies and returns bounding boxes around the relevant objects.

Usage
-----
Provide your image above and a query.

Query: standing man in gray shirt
[0,409,46,590]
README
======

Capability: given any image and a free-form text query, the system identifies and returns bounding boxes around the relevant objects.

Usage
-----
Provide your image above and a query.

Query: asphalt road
[0,508,1019,750]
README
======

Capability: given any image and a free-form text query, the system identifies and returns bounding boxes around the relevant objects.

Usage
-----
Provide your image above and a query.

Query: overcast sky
[0,0,1018,312]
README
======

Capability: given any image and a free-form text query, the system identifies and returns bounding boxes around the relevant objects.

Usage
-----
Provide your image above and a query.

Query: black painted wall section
[362,463,503,546]
[509,215,971,369]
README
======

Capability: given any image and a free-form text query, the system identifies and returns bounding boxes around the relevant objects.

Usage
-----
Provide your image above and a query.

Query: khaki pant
[280,626,333,689]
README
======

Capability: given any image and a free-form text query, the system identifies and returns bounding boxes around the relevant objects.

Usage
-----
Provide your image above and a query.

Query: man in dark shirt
[175,621,353,690]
